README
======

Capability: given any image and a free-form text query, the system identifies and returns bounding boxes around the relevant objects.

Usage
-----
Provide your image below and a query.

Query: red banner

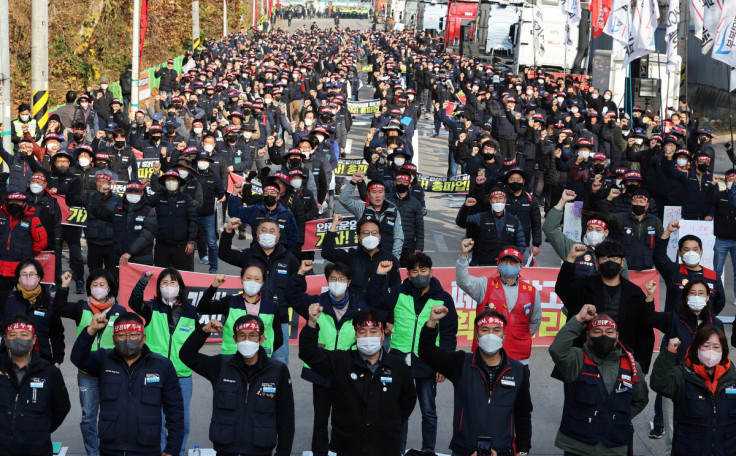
[589,0,612,38]
[49,193,87,227]
[118,264,661,348]
[303,216,358,251]
[36,252,56,284]
[140,0,149,67]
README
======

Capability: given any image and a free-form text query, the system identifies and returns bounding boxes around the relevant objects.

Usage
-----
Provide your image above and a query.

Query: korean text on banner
[303,216,358,251]
[50,194,87,227]
[119,264,660,347]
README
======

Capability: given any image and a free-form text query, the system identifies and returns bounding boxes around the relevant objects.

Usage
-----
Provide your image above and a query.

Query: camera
[477,436,493,456]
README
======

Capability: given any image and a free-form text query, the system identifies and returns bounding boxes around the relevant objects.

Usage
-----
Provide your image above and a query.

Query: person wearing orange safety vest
[455,239,541,364]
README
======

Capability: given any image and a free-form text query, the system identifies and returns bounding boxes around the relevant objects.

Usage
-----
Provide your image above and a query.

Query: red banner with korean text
[49,194,87,227]
[303,216,358,251]
[118,264,660,347]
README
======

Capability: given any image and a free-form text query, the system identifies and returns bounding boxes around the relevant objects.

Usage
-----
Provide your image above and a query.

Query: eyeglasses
[360,230,379,236]
[327,277,348,283]
[114,333,143,341]
[19,273,38,279]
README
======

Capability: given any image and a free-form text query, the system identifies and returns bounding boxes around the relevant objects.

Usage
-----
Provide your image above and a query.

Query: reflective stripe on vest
[12,119,37,138]
[390,294,441,355]
[222,308,275,356]
[479,277,535,360]
[304,312,356,368]
[145,310,196,377]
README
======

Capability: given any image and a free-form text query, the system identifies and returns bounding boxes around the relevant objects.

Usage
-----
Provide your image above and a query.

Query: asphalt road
[48,16,736,456]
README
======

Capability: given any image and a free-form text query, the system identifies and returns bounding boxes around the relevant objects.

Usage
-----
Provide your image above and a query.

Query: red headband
[587,219,607,230]
[127,183,144,191]
[263,185,280,194]
[475,316,505,331]
[632,194,649,203]
[587,318,617,331]
[354,319,384,330]
[6,322,35,334]
[235,321,262,334]
[367,182,385,192]
[490,190,506,199]
[31,174,47,183]
[114,322,144,334]
[96,174,112,181]
[395,174,411,183]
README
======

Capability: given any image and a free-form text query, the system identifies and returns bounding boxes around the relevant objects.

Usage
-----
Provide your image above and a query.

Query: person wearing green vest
[129,268,197,456]
[367,252,459,455]
[286,260,368,456]
[196,263,284,356]
[55,268,126,456]
[10,103,41,151]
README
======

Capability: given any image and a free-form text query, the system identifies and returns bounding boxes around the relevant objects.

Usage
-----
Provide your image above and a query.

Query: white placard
[563,202,583,242]
[676,220,715,270]
[662,205,681,262]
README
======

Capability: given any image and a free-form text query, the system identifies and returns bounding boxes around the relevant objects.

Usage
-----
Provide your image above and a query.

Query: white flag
[711,1,736,68]
[702,0,723,54]
[666,0,681,74]
[623,0,659,68]
[604,0,631,45]
[534,2,546,58]
[559,0,582,46]
[691,0,704,40]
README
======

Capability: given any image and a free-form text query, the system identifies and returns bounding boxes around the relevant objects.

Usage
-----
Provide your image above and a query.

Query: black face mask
[263,195,278,207]
[697,163,709,172]
[590,335,617,357]
[114,140,126,149]
[173,104,183,110]
[151,135,162,142]
[56,165,69,175]
[608,120,616,127]
[632,204,646,216]
[395,183,409,193]
[5,203,24,217]
[483,152,495,161]
[563,138,572,145]
[243,109,252,116]
[625,184,639,194]
[136,118,145,126]
[289,158,302,168]
[598,260,622,278]
[73,132,84,141]
[96,163,108,169]
[166,128,176,135]
[320,116,332,123]
[508,181,524,192]
[593,163,605,174]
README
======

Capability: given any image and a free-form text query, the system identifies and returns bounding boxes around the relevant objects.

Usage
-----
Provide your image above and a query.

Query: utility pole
[132,0,140,113]
[192,0,201,50]
[31,0,49,132]
[223,0,228,37]
[0,0,11,153]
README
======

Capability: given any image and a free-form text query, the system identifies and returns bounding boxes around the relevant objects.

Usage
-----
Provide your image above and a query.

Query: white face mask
[316,135,325,144]
[677,158,689,167]
[526,89,533,96]
[579,151,590,160]
[242,280,262,296]
[591,93,599,99]
[584,231,605,247]
[258,233,277,249]
[687,295,708,312]
[697,349,722,368]
[90,287,109,300]
[193,127,203,134]
[46,143,57,152]
[126,193,142,204]
[237,340,260,358]
[29,183,44,194]
[80,103,89,109]
[635,138,644,145]
[101,84,109,90]
[19,114,29,122]
[361,235,380,250]
[478,333,503,355]
[160,285,179,301]
[244,132,253,139]
[291,178,302,188]
[304,118,314,126]
[515,85,522,92]
[728,182,734,190]
[165,181,179,192]
[178,170,189,179]
[682,251,701,267]
[491,202,506,213]
[197,161,210,171]
[394,157,405,167]
[615,179,623,188]
[78,157,91,167]
[328,281,348,298]
[265,98,273,104]
[571,107,579,114]
[356,336,382,356]
[408,95,415,101]
[203,144,215,153]
[557,97,565,104]
[603,94,611,100]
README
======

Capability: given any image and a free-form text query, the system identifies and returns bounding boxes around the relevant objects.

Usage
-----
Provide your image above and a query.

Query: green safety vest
[390,294,441,356]
[145,309,197,377]
[12,119,37,139]
[76,308,121,351]
[304,312,356,368]
[222,308,275,356]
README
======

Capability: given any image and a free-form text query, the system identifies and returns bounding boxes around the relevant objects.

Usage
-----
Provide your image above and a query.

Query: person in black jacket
[321,213,401,302]
[26,171,63,284]
[555,241,667,373]
[179,315,295,456]
[299,306,416,456]
[84,171,122,278]
[71,312,184,456]
[0,314,71,456]
[419,308,532,456]
[503,167,542,257]
[150,169,198,271]
[387,172,425,267]
[192,151,226,273]
[155,60,178,105]
[119,65,132,116]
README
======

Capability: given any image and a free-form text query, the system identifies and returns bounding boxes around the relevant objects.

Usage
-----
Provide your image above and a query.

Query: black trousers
[62,225,85,281]
[88,243,118,279]
[499,138,516,160]
[154,243,194,271]
[312,382,333,456]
